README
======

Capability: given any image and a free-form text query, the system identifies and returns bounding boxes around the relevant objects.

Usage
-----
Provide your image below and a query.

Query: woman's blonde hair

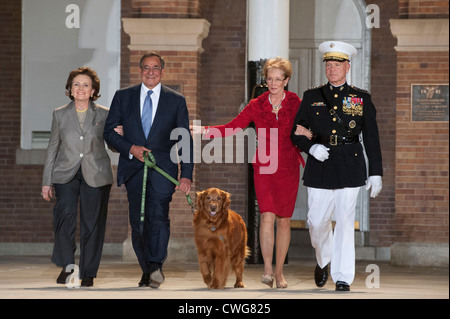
[263,57,293,79]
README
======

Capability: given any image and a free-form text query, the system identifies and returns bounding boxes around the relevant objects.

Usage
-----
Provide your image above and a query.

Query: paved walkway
[0,256,447,301]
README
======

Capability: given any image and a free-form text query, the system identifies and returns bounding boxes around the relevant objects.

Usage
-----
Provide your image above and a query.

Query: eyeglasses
[141,65,163,72]
[266,77,286,84]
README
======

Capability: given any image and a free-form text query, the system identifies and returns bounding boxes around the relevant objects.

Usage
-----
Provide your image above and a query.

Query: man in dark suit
[291,41,383,291]
[104,51,193,288]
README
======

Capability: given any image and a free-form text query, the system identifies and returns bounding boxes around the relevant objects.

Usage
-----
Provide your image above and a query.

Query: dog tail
[244,246,251,259]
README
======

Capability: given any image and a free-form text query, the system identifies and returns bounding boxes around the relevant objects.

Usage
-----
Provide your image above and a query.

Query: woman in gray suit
[41,67,114,287]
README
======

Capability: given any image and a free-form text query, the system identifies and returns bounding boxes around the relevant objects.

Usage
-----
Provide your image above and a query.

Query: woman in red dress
[199,57,311,288]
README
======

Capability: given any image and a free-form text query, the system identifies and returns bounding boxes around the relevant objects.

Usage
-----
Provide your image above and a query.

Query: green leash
[140,151,195,228]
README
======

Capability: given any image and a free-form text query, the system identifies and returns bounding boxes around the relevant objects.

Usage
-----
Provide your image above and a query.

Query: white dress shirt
[129,82,162,160]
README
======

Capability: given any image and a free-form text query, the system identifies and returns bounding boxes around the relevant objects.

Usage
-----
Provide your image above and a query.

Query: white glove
[309,144,330,162]
[366,175,382,198]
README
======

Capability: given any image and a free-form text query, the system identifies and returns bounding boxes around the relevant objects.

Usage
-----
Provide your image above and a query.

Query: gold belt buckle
[329,135,338,146]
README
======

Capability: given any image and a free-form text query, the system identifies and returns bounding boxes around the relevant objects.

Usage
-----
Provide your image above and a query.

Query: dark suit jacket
[291,82,383,189]
[104,84,194,192]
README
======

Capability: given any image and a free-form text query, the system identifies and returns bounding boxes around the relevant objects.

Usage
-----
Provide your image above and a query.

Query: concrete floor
[0,255,447,301]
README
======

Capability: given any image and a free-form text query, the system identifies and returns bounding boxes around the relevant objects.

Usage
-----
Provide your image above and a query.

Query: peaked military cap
[319,41,357,62]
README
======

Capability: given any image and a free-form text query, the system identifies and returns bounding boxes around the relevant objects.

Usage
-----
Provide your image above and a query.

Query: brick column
[121,18,210,261]
[390,18,449,267]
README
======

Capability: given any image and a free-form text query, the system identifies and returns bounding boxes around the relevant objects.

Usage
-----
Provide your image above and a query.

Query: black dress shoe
[56,268,74,284]
[149,269,165,289]
[335,281,350,291]
[81,277,94,287]
[314,264,329,287]
[138,272,150,287]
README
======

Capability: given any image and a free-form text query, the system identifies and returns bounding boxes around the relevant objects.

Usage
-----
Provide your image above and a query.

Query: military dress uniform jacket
[291,82,383,189]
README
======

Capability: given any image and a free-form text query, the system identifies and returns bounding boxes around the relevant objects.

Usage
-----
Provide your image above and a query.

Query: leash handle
[143,151,196,213]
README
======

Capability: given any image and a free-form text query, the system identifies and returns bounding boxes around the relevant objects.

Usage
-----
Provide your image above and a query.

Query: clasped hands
[293,124,331,162]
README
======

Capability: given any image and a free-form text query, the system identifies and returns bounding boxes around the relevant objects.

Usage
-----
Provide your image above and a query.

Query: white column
[248,0,290,60]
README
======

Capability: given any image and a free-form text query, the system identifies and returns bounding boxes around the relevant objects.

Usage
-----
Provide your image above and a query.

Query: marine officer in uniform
[291,41,383,291]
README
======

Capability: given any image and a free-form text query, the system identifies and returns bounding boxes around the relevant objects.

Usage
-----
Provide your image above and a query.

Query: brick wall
[0,0,21,235]
[368,0,449,246]
[367,0,399,246]
[197,0,248,221]
[395,51,449,243]
[0,1,53,243]
[399,0,449,18]
[394,0,449,244]
[131,0,201,18]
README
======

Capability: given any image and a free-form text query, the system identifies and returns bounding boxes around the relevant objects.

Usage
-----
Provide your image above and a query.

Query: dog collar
[210,226,225,241]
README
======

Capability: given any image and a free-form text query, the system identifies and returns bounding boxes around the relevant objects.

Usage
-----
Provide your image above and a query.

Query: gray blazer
[42,101,114,188]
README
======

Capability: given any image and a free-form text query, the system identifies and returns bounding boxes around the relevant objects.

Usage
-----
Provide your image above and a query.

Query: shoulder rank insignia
[306,83,326,92]
[350,85,371,95]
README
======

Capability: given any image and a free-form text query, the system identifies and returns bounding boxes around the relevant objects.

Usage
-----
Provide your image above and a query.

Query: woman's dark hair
[65,67,101,101]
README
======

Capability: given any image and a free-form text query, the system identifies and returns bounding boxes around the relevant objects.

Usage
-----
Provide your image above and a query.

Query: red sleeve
[204,101,255,138]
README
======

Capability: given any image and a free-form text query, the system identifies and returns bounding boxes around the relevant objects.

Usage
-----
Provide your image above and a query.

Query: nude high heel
[276,274,288,289]
[261,274,274,288]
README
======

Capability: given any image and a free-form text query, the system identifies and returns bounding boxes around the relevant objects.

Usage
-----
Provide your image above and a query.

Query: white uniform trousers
[307,187,361,285]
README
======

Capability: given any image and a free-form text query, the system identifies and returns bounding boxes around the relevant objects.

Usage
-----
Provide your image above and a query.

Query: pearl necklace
[269,92,285,112]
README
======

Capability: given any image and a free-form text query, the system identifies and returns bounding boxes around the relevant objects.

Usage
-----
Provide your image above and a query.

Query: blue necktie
[142,90,153,137]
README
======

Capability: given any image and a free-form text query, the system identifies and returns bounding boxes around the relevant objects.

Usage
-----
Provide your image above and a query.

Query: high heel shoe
[261,274,274,288]
[276,274,288,289]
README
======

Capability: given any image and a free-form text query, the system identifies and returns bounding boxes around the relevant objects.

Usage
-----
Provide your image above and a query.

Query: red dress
[205,91,305,217]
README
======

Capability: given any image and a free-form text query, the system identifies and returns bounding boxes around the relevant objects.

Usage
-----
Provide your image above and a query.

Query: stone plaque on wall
[411,84,449,122]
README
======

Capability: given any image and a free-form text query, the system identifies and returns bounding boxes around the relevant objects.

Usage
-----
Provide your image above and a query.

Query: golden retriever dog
[193,188,249,289]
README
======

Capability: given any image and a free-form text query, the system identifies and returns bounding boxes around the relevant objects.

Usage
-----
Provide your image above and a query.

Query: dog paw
[234,281,245,288]
[209,280,225,289]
